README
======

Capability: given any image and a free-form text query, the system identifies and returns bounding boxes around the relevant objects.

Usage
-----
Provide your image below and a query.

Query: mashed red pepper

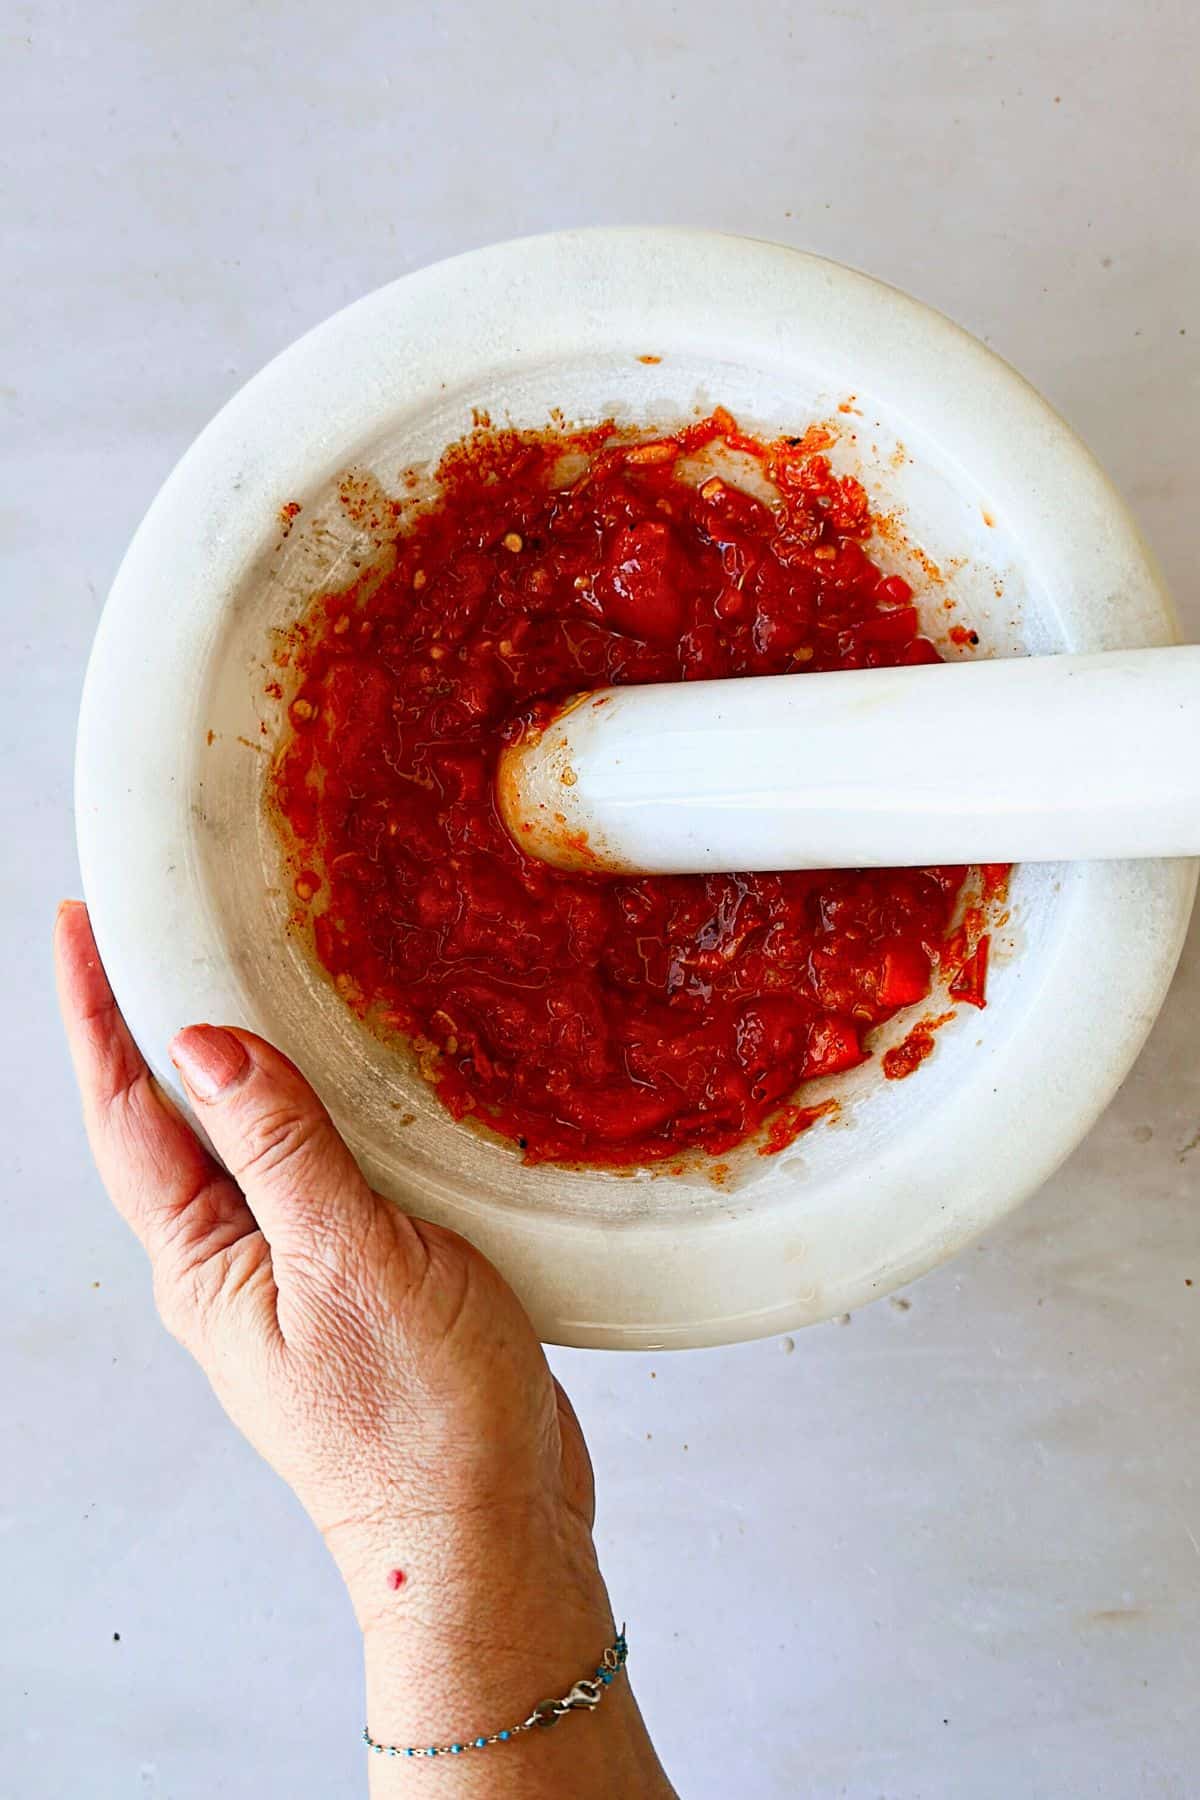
[273,411,980,1164]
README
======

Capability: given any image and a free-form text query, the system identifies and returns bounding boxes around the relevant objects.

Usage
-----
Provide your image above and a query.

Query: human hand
[55,902,674,1795]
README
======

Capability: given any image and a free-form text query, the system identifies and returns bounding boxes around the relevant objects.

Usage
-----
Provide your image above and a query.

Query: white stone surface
[3,3,1198,1795]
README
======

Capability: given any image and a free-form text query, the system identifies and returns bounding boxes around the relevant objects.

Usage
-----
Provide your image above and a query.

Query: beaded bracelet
[363,1628,628,1761]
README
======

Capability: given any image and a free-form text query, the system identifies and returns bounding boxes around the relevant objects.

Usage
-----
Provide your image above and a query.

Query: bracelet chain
[363,1628,629,1761]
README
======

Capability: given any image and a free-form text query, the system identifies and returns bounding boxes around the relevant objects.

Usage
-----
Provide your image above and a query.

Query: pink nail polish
[170,1025,248,1100]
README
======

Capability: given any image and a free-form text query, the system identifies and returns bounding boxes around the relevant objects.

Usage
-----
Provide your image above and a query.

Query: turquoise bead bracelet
[363,1628,628,1761]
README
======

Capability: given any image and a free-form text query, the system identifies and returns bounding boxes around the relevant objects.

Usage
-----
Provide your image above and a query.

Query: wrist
[325,1504,676,1795]
[361,1577,615,1758]
[354,1512,637,1794]
[327,1492,604,1640]
[361,1585,671,1797]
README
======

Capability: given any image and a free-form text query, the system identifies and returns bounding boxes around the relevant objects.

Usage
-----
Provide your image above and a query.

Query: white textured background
[4,3,1199,1795]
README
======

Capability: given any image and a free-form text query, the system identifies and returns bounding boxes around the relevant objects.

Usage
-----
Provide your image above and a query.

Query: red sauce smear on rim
[273,410,995,1165]
[882,1012,957,1082]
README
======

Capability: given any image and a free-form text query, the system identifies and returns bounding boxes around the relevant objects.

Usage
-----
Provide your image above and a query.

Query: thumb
[169,1025,378,1283]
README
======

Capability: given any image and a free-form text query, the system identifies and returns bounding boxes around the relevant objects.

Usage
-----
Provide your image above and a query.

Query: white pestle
[495,645,1200,874]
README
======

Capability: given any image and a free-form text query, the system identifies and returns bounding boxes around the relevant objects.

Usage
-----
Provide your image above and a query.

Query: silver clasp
[562,1678,603,1711]
[527,1679,603,1730]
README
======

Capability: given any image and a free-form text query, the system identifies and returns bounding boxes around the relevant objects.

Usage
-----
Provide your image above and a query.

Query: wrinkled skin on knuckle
[233,1102,328,1187]
[157,1181,241,1273]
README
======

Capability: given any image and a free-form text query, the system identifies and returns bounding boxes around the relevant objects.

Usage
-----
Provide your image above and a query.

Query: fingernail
[170,1025,249,1101]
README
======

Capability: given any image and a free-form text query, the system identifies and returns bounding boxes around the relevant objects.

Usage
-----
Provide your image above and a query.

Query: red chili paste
[273,411,987,1164]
